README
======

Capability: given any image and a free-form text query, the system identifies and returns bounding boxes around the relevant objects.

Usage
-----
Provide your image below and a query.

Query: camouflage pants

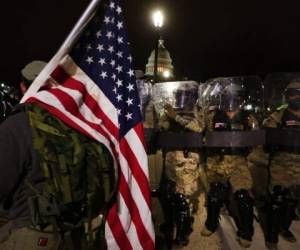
[0,225,61,250]
[165,150,201,197]
[270,152,300,189]
[206,154,252,192]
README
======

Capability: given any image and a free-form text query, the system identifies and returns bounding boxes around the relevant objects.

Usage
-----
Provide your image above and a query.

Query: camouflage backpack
[25,104,115,246]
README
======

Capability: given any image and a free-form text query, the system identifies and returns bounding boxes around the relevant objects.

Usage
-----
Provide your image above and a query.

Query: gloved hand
[164,103,176,120]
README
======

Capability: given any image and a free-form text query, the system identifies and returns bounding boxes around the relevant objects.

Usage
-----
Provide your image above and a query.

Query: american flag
[22,0,155,249]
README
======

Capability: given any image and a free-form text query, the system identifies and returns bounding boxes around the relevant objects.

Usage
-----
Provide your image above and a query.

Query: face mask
[287,98,300,110]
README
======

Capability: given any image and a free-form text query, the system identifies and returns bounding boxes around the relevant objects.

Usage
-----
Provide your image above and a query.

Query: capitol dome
[145,39,174,80]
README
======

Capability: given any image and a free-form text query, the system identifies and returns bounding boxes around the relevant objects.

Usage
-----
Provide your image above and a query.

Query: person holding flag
[0,0,154,249]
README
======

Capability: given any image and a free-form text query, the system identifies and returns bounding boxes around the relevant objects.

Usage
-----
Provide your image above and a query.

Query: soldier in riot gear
[153,81,205,246]
[200,76,264,248]
[262,79,300,249]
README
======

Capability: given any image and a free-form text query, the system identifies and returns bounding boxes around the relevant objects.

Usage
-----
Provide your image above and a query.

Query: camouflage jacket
[158,106,205,133]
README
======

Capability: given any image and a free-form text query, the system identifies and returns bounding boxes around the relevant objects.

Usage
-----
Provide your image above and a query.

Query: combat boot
[173,193,193,246]
[279,198,297,243]
[265,186,287,249]
[234,189,254,248]
[201,182,224,236]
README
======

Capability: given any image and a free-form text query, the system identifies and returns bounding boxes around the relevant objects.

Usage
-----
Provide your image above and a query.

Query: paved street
[153,193,300,250]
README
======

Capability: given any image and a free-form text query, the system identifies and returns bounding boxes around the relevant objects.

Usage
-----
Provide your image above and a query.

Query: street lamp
[152,10,164,28]
[152,10,164,83]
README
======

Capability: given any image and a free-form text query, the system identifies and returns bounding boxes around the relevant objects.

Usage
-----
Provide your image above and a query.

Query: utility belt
[157,131,204,152]
[266,128,300,154]
[207,147,249,156]
[157,130,265,152]
[25,182,104,248]
[27,197,103,250]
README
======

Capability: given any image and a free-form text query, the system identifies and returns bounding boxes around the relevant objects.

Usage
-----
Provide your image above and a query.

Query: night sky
[1,0,300,86]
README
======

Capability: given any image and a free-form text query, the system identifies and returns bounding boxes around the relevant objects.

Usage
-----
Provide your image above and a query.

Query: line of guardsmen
[1,67,300,250]
[136,74,300,250]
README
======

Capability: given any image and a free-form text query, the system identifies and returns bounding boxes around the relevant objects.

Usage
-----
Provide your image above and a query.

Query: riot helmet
[263,72,300,112]
[174,83,198,110]
[284,81,300,110]
[152,81,199,115]
[136,79,152,118]
[221,81,245,111]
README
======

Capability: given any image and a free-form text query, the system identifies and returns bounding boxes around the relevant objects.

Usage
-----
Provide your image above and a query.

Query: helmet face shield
[264,73,300,112]
[220,82,245,111]
[174,87,198,109]
[284,82,300,110]
[199,76,264,118]
[221,94,244,111]
[152,81,199,115]
[136,79,152,118]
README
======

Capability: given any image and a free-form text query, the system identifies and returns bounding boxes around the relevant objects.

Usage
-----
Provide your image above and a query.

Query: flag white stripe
[55,86,121,158]
[57,77,153,215]
[105,222,121,250]
[118,194,143,250]
[32,91,113,156]
[60,86,154,241]
[57,86,104,124]
[60,56,119,127]
[39,86,154,244]
[119,153,155,241]
[125,130,149,178]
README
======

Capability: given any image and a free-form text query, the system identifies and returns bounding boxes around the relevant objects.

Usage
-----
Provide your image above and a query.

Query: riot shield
[152,81,204,149]
[264,72,300,113]
[200,76,265,149]
[152,81,199,116]
[264,73,300,153]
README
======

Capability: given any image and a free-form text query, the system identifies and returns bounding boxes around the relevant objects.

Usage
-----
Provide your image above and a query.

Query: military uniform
[157,103,205,246]
[262,107,300,248]
[159,105,205,198]
[264,109,300,188]
[205,110,257,192]
[0,104,116,250]
[201,109,258,247]
[198,76,265,249]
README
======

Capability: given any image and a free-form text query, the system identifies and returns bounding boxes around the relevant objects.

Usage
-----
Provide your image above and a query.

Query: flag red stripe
[118,173,154,249]
[120,138,151,206]
[37,87,153,247]
[106,204,133,250]
[27,97,96,140]
[26,98,135,250]
[50,68,119,138]
[44,88,122,170]
[50,72,151,210]
[46,88,113,142]
[51,65,70,84]
[134,122,147,151]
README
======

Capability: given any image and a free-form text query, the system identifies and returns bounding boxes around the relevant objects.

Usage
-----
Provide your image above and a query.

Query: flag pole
[21,0,103,102]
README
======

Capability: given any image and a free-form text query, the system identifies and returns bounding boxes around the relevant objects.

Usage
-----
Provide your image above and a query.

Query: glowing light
[152,10,164,28]
[163,70,170,78]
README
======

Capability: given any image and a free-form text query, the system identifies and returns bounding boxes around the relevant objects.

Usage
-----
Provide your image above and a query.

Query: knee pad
[270,185,289,205]
[208,182,226,201]
[234,189,253,204]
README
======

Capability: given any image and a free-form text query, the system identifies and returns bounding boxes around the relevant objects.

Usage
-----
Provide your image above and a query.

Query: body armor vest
[281,110,300,129]
[25,104,116,238]
[278,110,300,154]
[158,110,204,152]
[169,110,195,132]
[209,110,251,155]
